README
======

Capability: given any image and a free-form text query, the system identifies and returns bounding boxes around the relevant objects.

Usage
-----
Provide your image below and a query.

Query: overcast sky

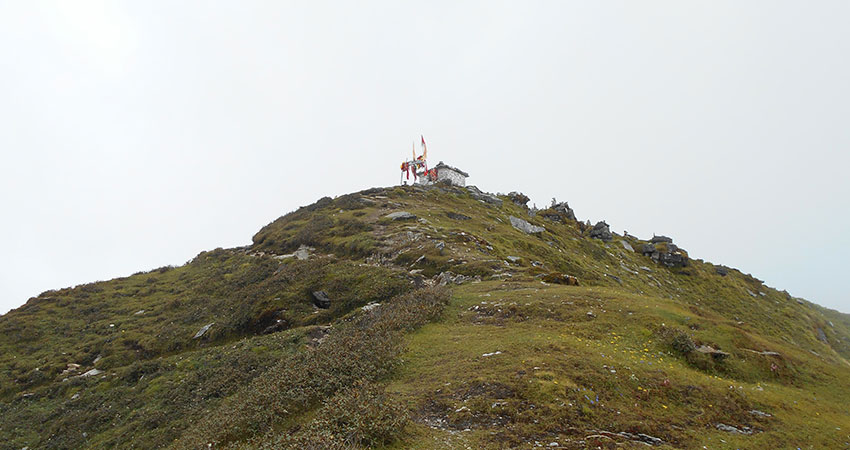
[1,1,848,315]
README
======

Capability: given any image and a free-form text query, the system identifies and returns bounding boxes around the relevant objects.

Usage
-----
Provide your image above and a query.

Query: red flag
[421,135,427,159]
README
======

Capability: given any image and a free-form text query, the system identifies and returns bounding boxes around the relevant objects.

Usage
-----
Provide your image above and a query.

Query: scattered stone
[816,328,828,343]
[650,235,673,244]
[696,345,730,360]
[743,349,781,357]
[61,364,81,376]
[586,311,596,318]
[193,323,214,339]
[506,256,521,263]
[434,271,471,286]
[306,326,331,346]
[311,291,331,309]
[750,409,773,418]
[746,289,757,297]
[620,240,634,252]
[385,211,416,221]
[509,216,545,234]
[71,393,80,400]
[716,423,753,435]
[482,351,502,357]
[133,310,145,315]
[435,241,445,251]
[541,272,580,286]
[605,274,622,284]
[446,211,471,221]
[639,266,652,272]
[589,221,613,241]
[80,368,103,378]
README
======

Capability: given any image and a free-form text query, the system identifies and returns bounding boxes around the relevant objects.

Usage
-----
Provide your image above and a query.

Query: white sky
[1,1,848,315]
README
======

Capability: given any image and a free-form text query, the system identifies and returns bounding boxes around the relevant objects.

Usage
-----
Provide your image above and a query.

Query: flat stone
[620,240,634,252]
[80,368,103,378]
[509,216,545,234]
[385,211,416,221]
[193,323,214,339]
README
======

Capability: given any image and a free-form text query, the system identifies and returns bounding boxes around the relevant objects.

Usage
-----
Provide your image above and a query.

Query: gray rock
[715,423,753,435]
[435,241,445,251]
[466,186,503,206]
[434,271,470,286]
[311,290,331,309]
[816,327,828,343]
[509,216,545,234]
[446,211,471,221]
[715,266,729,276]
[551,200,576,221]
[641,243,656,255]
[508,191,530,207]
[80,368,103,378]
[193,323,214,339]
[589,221,613,241]
[696,345,730,360]
[506,256,521,263]
[133,310,145,315]
[650,235,673,244]
[293,245,313,260]
[385,211,416,221]
[749,409,772,418]
[620,240,634,252]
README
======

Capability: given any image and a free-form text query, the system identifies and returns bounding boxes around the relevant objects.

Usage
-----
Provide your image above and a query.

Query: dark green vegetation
[1,184,848,449]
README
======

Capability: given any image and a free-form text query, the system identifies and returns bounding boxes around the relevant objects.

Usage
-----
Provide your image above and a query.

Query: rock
[446,211,472,221]
[620,240,634,252]
[193,323,214,339]
[466,187,503,206]
[657,251,688,268]
[434,271,470,286]
[385,211,416,221]
[750,409,773,418]
[509,216,545,234]
[306,326,331,346]
[61,363,81,376]
[506,256,521,263]
[605,274,622,284]
[589,221,613,241]
[293,245,312,260]
[816,327,828,343]
[80,368,103,378]
[551,200,576,221]
[508,191,530,207]
[650,235,673,244]
[541,272,580,286]
[715,266,729,276]
[435,241,445,251]
[715,423,753,435]
[311,290,331,309]
[133,309,145,315]
[641,243,656,255]
[362,302,381,312]
[695,345,730,360]
[586,311,596,318]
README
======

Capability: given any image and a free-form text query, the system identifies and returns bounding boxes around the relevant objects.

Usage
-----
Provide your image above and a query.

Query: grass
[1,184,848,449]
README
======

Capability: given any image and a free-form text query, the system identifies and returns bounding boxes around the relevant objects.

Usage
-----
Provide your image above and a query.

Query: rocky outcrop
[466,186,503,206]
[509,216,545,234]
[508,191,530,207]
[311,290,331,309]
[385,211,416,221]
[589,221,613,241]
[641,238,688,267]
[445,212,471,221]
[696,345,730,360]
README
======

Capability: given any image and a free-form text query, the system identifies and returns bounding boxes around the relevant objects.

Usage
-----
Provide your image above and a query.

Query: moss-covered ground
[1,184,847,449]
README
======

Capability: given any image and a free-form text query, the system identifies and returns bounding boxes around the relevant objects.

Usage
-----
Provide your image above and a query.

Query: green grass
[1,184,848,449]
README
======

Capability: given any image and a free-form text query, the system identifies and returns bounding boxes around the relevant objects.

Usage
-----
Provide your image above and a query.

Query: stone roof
[433,161,469,177]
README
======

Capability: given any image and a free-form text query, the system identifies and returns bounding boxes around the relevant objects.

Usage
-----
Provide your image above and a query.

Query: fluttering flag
[421,135,427,159]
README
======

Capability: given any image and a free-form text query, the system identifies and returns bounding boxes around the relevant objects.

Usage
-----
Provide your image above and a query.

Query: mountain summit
[2,184,848,449]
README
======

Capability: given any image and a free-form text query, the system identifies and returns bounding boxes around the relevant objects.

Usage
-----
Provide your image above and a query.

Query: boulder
[650,235,673,244]
[311,290,331,309]
[641,243,656,255]
[79,368,103,378]
[620,240,634,252]
[589,221,613,241]
[715,423,753,435]
[193,323,214,339]
[551,201,576,221]
[508,191,530,207]
[466,186,503,206]
[509,216,545,234]
[816,328,828,343]
[715,265,729,276]
[385,211,416,221]
[696,345,730,360]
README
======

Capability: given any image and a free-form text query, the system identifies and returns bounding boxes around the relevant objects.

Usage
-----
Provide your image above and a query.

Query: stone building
[422,161,469,187]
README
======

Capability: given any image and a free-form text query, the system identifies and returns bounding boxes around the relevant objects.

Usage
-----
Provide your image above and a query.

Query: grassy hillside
[1,184,848,449]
